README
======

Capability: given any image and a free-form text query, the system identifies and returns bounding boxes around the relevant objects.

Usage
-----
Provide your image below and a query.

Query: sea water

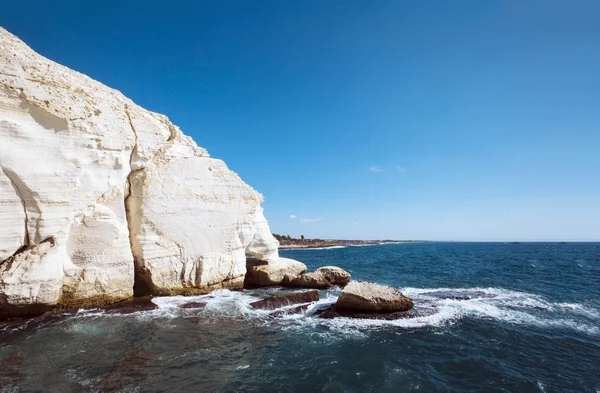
[1,242,599,392]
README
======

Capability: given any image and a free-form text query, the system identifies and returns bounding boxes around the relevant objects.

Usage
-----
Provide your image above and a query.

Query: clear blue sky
[2,1,599,241]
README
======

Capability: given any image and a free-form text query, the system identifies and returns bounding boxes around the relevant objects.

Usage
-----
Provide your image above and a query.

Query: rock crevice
[123,104,147,296]
[0,167,29,252]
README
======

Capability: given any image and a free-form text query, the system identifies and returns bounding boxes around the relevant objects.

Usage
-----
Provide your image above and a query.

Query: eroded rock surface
[249,290,319,310]
[0,27,297,317]
[244,258,307,288]
[335,281,413,313]
[282,266,351,289]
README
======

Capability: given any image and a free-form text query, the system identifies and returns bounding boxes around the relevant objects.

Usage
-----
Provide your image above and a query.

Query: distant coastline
[273,234,421,249]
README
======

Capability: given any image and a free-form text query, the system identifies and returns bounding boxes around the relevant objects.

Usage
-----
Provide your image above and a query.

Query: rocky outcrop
[249,290,319,310]
[314,281,414,319]
[244,258,307,288]
[0,27,297,317]
[282,266,351,289]
[335,281,413,313]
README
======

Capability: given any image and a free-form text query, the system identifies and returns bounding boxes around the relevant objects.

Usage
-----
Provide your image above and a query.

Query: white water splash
[70,286,599,338]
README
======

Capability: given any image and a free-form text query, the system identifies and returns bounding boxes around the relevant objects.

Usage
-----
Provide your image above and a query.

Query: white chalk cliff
[0,27,292,315]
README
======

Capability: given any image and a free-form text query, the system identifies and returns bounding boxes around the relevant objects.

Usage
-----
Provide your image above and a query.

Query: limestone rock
[249,290,319,310]
[0,27,296,316]
[335,281,413,313]
[0,27,136,310]
[244,258,307,288]
[315,266,351,286]
[282,266,351,289]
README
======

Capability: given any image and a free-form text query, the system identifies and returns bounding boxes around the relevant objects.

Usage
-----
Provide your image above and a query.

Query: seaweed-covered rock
[316,306,415,320]
[250,290,319,310]
[102,350,160,391]
[105,296,158,314]
[180,302,207,309]
[0,350,23,387]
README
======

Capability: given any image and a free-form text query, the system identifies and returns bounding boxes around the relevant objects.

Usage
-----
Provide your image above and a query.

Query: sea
[1,242,599,392]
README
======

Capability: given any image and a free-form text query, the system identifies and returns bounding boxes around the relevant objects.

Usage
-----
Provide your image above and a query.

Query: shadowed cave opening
[133,264,157,297]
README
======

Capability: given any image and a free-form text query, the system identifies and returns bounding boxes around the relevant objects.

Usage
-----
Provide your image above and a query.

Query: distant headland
[273,234,420,249]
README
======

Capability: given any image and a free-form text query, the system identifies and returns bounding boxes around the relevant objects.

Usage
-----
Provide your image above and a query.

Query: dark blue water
[1,242,599,392]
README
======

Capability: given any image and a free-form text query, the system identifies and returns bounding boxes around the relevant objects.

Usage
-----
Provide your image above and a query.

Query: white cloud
[369,165,405,173]
[368,166,385,173]
[289,214,297,219]
[299,217,324,223]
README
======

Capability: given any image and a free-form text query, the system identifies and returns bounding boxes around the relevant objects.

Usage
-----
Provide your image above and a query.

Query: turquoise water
[1,242,599,392]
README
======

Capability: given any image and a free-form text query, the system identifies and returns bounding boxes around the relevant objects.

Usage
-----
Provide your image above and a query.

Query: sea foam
[109,286,600,338]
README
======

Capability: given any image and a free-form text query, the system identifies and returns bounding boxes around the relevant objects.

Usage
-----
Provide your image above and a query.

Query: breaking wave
[79,286,600,338]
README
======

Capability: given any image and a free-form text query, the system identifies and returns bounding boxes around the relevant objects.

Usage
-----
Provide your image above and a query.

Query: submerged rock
[316,306,416,320]
[270,303,311,317]
[102,350,160,391]
[104,296,158,314]
[282,266,351,289]
[244,258,307,288]
[250,290,319,310]
[180,301,207,309]
[0,350,23,387]
[335,281,413,313]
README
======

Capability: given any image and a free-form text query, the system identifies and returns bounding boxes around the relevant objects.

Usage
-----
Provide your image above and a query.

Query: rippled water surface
[1,242,599,392]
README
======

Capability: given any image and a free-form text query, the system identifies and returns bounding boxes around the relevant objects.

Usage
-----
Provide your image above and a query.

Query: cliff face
[0,27,281,316]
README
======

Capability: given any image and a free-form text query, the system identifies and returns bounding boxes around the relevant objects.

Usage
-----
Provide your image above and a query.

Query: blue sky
[2,1,599,241]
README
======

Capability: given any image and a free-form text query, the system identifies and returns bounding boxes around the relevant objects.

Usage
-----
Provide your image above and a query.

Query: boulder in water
[180,302,207,309]
[250,290,319,310]
[335,281,413,313]
[316,306,417,320]
[282,266,351,289]
[244,258,307,288]
[270,303,311,317]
